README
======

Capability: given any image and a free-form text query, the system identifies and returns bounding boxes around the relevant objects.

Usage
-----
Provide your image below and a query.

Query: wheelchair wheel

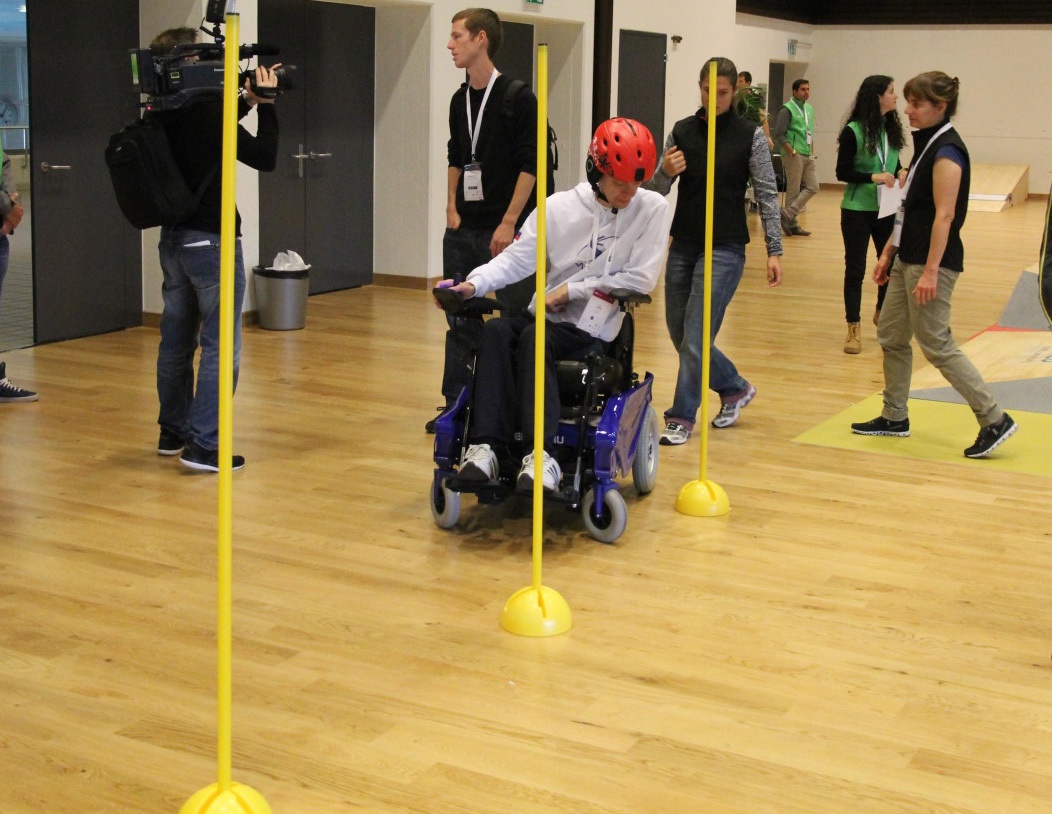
[582,487,628,544]
[632,405,660,495]
[430,477,460,529]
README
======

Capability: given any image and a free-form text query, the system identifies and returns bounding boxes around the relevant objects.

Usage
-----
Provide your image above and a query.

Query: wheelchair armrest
[432,287,505,317]
[603,288,652,307]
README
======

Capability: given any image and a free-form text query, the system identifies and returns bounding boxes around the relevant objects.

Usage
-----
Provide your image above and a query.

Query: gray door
[259,0,375,294]
[616,30,666,151]
[28,0,141,344]
[768,62,786,111]
[496,21,533,86]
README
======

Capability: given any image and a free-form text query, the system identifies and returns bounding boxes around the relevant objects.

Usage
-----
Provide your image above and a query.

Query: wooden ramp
[968,163,1028,212]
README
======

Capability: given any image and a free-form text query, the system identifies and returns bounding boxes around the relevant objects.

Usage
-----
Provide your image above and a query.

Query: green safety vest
[782,98,814,156]
[840,120,899,212]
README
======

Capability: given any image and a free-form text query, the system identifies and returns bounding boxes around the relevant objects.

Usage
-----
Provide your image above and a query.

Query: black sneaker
[157,429,186,456]
[851,416,910,437]
[424,406,444,434]
[0,362,38,403]
[179,439,245,472]
[964,413,1017,458]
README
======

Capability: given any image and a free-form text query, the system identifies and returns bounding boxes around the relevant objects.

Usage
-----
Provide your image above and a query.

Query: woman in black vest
[646,57,783,445]
[851,72,1017,458]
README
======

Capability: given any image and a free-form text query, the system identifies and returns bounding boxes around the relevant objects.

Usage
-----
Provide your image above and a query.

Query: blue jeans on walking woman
[664,239,749,428]
[157,227,245,450]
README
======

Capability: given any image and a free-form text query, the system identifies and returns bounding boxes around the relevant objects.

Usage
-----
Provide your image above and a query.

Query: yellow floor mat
[795,393,1050,477]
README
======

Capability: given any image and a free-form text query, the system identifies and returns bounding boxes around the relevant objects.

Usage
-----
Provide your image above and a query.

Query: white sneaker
[517,451,562,492]
[459,443,498,482]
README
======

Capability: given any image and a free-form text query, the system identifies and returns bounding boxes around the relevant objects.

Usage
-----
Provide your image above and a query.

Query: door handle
[40,162,72,173]
[309,151,332,159]
[292,144,308,178]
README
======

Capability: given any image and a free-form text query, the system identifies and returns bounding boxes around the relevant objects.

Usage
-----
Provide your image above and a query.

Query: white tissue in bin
[266,250,311,271]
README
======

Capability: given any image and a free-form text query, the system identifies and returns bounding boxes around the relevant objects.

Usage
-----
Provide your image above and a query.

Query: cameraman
[150,27,279,472]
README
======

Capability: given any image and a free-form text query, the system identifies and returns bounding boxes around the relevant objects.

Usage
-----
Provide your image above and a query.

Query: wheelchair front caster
[582,487,628,544]
[632,405,660,495]
[431,477,461,529]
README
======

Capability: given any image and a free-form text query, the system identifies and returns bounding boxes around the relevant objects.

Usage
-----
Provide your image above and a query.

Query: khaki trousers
[877,259,1002,428]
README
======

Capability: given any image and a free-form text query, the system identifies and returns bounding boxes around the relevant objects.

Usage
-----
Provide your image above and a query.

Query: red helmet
[587,118,658,184]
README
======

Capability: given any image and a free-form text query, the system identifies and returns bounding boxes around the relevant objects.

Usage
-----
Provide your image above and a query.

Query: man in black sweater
[427,8,539,433]
[150,27,279,472]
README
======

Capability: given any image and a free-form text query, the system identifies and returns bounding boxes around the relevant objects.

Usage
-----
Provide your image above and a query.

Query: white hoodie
[466,182,670,342]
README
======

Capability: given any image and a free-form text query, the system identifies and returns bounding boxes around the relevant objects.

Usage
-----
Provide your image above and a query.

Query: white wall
[810,25,1052,191]
[374,4,432,283]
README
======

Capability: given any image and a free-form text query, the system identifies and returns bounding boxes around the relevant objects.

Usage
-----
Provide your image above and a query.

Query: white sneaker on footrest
[517,451,561,492]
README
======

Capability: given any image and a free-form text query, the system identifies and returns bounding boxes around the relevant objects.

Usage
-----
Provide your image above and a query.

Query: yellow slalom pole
[182,8,272,813]
[500,44,571,637]
[674,59,730,518]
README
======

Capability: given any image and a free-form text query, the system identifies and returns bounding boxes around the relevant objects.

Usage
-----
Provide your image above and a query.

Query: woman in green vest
[835,75,906,353]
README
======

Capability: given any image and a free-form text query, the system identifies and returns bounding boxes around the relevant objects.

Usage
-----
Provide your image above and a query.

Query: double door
[259,0,375,294]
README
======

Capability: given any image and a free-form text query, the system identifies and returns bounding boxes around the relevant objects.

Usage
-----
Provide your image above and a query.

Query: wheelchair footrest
[447,476,509,505]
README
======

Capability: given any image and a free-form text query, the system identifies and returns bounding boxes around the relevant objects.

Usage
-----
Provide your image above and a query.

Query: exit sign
[526,0,543,4]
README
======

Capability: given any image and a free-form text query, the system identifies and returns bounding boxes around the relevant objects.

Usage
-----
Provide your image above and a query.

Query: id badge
[463,163,484,202]
[806,132,813,148]
[891,204,905,246]
[577,289,618,338]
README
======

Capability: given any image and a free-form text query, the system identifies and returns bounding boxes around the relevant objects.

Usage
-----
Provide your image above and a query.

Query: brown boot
[843,322,861,354]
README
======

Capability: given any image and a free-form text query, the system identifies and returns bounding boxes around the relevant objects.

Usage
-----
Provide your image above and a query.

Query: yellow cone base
[181,783,272,814]
[675,479,730,517]
[501,585,572,636]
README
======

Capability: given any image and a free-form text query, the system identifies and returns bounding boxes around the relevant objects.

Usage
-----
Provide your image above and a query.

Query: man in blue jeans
[151,26,279,472]
[645,56,783,445]
[0,148,36,404]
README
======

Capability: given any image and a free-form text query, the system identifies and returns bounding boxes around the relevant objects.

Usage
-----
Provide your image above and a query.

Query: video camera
[132,8,295,112]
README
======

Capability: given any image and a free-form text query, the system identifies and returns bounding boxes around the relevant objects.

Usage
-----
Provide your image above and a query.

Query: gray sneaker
[712,384,757,429]
[659,421,691,445]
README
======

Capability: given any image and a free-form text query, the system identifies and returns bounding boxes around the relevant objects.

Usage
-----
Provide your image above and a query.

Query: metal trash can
[252,266,309,330]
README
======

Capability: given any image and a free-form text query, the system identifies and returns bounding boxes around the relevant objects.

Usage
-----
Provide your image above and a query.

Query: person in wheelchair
[439,118,670,493]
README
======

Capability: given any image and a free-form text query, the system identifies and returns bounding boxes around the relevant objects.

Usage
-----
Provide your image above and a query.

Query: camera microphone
[240,43,281,58]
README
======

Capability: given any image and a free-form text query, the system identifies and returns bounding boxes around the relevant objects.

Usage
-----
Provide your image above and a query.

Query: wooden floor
[2,192,1051,813]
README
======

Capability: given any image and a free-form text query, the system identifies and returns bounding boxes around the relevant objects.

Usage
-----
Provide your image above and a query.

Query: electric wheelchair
[429,287,659,544]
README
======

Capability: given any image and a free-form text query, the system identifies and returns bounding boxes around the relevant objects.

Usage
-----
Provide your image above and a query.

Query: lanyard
[465,69,499,162]
[875,130,889,171]
[580,201,620,279]
[790,98,810,129]
[903,121,953,195]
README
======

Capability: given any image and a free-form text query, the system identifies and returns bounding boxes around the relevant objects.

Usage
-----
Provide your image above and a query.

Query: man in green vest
[772,78,818,236]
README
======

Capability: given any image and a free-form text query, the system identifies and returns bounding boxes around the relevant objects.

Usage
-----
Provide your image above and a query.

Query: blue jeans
[157,227,245,450]
[664,240,748,427]
[0,234,9,301]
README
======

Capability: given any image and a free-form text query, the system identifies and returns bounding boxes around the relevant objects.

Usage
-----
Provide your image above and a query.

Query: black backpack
[502,78,558,195]
[105,113,216,230]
